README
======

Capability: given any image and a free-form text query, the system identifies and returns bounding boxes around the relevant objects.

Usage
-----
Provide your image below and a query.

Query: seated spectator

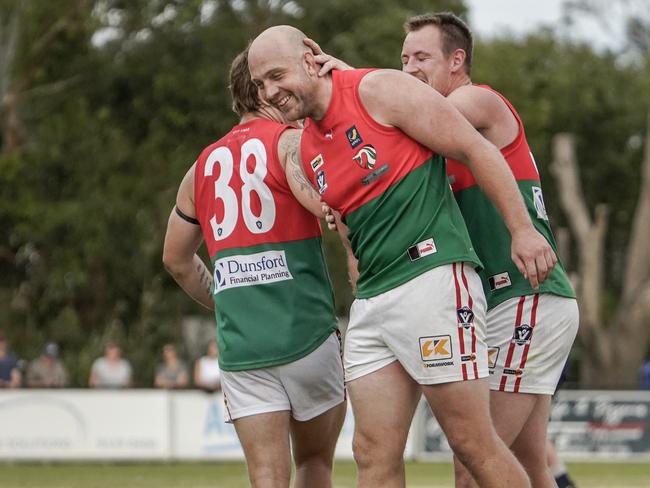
[26,342,68,388]
[194,340,221,392]
[0,332,21,388]
[89,342,132,388]
[154,344,189,389]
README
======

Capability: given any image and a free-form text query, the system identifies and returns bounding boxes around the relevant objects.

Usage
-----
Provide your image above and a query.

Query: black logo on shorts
[457,306,474,329]
[513,324,533,346]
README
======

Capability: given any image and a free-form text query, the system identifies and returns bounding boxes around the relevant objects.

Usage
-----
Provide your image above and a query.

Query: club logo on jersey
[310,154,324,172]
[361,163,390,185]
[316,170,328,194]
[532,186,548,221]
[489,272,512,291]
[346,125,363,148]
[352,144,377,169]
[487,347,500,369]
[419,335,453,365]
[407,237,437,262]
[513,324,533,346]
[456,306,474,329]
[461,353,477,362]
[212,250,293,294]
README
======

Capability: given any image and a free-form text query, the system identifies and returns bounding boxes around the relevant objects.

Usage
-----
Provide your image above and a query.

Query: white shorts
[220,332,345,422]
[344,263,489,385]
[487,294,579,394]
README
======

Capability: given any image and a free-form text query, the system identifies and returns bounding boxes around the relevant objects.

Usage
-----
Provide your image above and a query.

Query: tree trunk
[551,123,650,388]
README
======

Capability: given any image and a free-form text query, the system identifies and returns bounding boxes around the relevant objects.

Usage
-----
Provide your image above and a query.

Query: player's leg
[384,264,528,487]
[547,438,578,488]
[290,401,347,488]
[423,379,530,488]
[281,332,347,488]
[510,395,557,488]
[452,390,537,488]
[234,412,292,488]
[221,367,294,488]
[342,292,421,488]
[347,361,421,488]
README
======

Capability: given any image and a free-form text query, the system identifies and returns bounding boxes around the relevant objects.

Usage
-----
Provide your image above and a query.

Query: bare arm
[278,128,324,217]
[359,70,556,287]
[323,204,359,293]
[162,164,215,309]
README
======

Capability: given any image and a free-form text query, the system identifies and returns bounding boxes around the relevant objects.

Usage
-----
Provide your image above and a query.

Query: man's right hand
[303,38,354,76]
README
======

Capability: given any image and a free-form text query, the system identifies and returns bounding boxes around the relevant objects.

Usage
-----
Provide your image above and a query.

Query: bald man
[248,25,546,488]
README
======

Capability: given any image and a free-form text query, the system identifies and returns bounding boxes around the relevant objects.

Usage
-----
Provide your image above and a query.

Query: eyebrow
[254,67,285,82]
[404,50,431,58]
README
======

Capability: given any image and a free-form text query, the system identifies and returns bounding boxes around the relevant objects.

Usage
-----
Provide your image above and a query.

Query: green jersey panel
[212,237,337,371]
[345,156,482,298]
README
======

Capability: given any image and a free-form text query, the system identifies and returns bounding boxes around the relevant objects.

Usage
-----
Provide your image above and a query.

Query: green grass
[1,461,649,487]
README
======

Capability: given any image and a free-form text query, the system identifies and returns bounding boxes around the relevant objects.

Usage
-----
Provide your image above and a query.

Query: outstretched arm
[162,164,215,310]
[359,70,556,288]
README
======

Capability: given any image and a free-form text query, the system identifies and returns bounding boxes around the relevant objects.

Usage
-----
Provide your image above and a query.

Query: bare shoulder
[448,84,513,132]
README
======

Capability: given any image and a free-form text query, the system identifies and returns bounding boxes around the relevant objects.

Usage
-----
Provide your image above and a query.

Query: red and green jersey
[194,118,337,371]
[300,69,481,298]
[446,85,575,309]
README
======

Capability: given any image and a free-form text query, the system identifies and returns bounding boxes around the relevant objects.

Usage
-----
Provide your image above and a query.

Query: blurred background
[1,0,649,392]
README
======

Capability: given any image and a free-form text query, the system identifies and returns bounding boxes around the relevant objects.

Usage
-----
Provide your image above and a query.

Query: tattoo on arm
[197,260,213,298]
[283,131,320,200]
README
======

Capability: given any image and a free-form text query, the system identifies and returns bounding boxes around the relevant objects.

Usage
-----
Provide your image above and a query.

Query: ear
[449,48,467,74]
[303,50,318,76]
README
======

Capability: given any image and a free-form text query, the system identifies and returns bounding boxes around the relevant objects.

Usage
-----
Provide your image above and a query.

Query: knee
[447,429,491,468]
[352,431,403,473]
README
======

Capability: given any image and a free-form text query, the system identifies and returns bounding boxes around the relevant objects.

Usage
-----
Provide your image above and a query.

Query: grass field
[2,462,649,488]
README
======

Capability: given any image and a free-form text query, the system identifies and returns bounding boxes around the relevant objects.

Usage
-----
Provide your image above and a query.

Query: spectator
[154,344,189,389]
[89,342,132,388]
[193,340,220,392]
[26,342,68,388]
[0,332,21,388]
[640,359,650,389]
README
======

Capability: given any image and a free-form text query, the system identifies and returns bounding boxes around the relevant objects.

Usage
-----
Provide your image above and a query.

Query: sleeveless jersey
[300,69,481,299]
[446,85,575,309]
[194,118,337,371]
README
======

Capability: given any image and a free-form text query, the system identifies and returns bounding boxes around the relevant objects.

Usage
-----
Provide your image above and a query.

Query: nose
[402,58,418,75]
[263,82,280,102]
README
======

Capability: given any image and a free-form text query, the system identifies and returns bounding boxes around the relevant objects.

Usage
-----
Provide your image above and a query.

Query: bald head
[249,25,309,62]
[248,25,325,121]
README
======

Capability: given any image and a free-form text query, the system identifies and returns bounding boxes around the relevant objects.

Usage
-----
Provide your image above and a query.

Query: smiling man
[248,24,557,488]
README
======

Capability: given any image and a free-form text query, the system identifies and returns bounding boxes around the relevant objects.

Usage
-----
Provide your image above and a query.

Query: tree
[551,120,650,387]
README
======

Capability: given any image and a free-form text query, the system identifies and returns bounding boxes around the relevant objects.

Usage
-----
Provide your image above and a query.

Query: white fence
[0,389,648,461]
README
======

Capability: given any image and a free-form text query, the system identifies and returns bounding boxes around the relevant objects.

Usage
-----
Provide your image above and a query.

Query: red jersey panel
[300,69,433,219]
[194,118,321,257]
[447,84,540,191]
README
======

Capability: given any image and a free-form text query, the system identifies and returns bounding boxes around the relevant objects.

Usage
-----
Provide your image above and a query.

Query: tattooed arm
[278,128,324,217]
[162,163,214,310]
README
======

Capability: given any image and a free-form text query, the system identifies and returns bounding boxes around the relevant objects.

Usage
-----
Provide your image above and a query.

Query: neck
[448,72,472,95]
[241,105,285,125]
[309,75,333,122]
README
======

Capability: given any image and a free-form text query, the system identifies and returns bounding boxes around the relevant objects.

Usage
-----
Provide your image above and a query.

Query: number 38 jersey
[194,118,337,372]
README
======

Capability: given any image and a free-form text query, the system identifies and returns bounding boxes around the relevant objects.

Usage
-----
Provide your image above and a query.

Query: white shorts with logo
[487,293,579,394]
[344,263,489,385]
[220,332,345,422]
